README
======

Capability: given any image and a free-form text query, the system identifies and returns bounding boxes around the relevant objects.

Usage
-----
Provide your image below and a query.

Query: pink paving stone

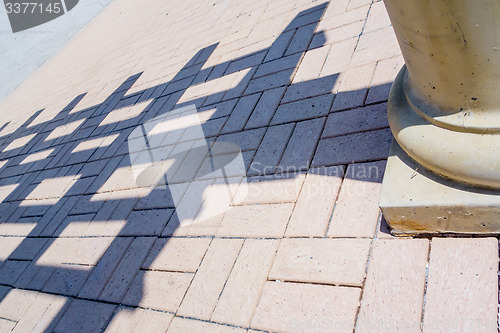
[167,317,246,333]
[328,160,386,238]
[285,166,344,237]
[142,237,212,273]
[422,238,498,333]
[105,306,174,333]
[216,203,294,238]
[269,238,371,286]
[122,270,193,312]
[211,239,279,327]
[356,239,429,333]
[251,281,361,333]
[177,238,243,320]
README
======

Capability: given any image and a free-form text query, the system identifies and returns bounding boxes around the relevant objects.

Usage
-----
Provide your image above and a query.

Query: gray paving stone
[279,117,325,171]
[264,29,296,62]
[245,86,286,129]
[0,260,29,285]
[282,74,338,103]
[272,94,334,125]
[249,123,295,176]
[120,209,173,236]
[221,94,260,134]
[215,128,266,151]
[99,237,156,303]
[285,23,316,55]
[322,103,389,138]
[312,128,392,166]
[245,69,293,95]
[255,54,302,79]
[55,299,116,333]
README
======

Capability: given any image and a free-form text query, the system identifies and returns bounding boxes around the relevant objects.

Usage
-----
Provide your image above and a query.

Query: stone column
[379,0,500,234]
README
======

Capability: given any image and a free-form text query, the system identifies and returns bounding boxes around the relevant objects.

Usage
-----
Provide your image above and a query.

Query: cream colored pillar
[380,0,500,234]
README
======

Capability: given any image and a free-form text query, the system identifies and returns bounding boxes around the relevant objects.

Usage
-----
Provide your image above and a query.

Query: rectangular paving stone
[79,237,134,299]
[248,123,295,176]
[328,161,386,238]
[356,239,429,333]
[422,238,498,333]
[286,166,344,237]
[255,53,302,79]
[221,93,260,134]
[120,209,173,236]
[282,74,338,103]
[216,203,294,238]
[279,117,325,170]
[211,239,279,327]
[142,237,211,272]
[0,260,30,285]
[234,172,305,205]
[215,128,266,151]
[55,299,116,333]
[177,238,243,320]
[122,270,193,312]
[331,63,376,111]
[272,94,334,125]
[251,281,361,333]
[99,237,156,303]
[245,86,286,129]
[322,103,388,138]
[0,288,37,321]
[312,128,392,167]
[105,306,173,333]
[285,23,316,55]
[270,238,371,286]
[292,45,330,83]
[167,317,246,333]
[244,69,294,95]
[366,56,404,104]
[264,29,296,62]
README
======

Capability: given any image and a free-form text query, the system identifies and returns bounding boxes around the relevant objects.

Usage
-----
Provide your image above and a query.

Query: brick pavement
[0,0,498,332]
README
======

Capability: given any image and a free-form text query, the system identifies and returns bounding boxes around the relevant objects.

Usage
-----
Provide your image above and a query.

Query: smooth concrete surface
[380,141,500,235]
[0,0,114,103]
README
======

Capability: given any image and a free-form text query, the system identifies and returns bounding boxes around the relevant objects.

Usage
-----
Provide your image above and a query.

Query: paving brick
[279,117,325,170]
[270,238,371,285]
[310,21,364,48]
[0,236,24,260]
[362,1,391,34]
[286,166,344,237]
[350,27,401,67]
[0,288,37,321]
[211,239,278,327]
[12,291,67,333]
[105,306,173,333]
[99,237,156,303]
[320,37,358,77]
[293,45,330,83]
[312,128,392,167]
[248,123,295,175]
[215,128,266,151]
[120,209,173,236]
[282,75,338,103]
[0,260,29,285]
[318,5,369,32]
[167,317,245,333]
[234,172,305,205]
[356,239,429,333]
[264,29,296,62]
[332,63,376,111]
[245,86,286,129]
[79,237,134,299]
[216,203,294,238]
[422,238,498,333]
[221,93,260,134]
[245,69,293,95]
[177,238,243,319]
[225,51,266,75]
[366,56,404,104]
[255,53,302,79]
[322,103,388,138]
[286,23,316,55]
[251,281,361,333]
[122,270,193,312]
[328,161,386,238]
[55,299,116,333]
[142,237,211,272]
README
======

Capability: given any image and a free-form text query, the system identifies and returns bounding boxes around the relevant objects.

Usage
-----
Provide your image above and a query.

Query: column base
[379,141,500,235]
